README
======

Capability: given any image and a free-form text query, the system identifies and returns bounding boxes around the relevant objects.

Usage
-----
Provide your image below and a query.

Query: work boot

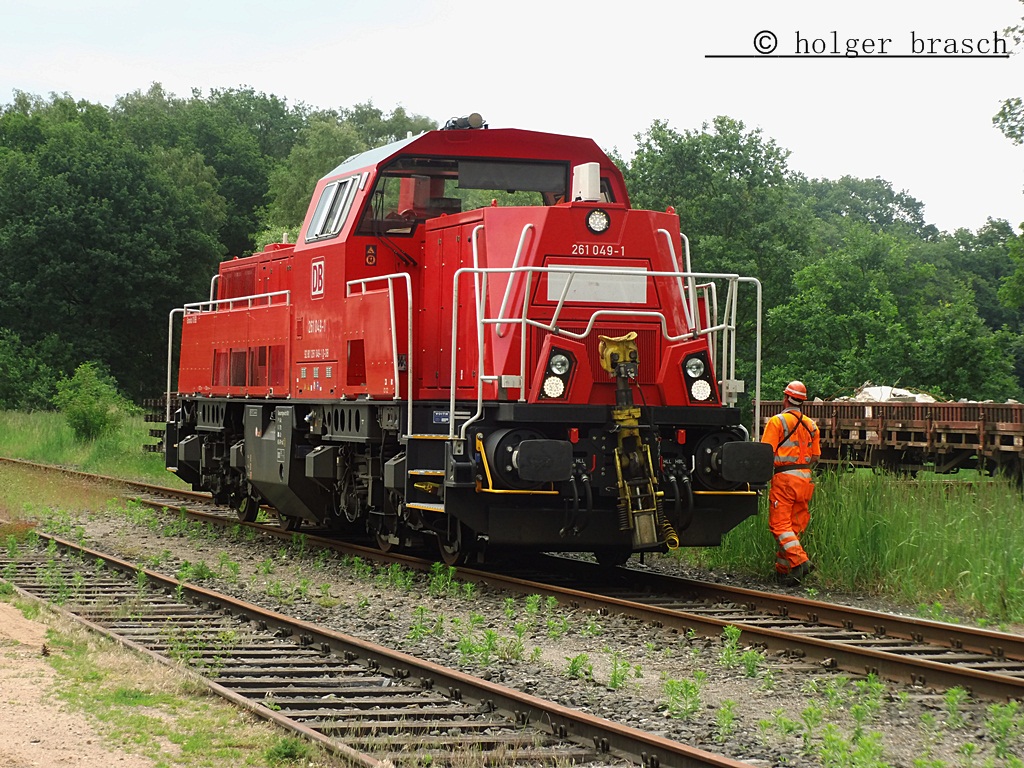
[790,560,815,583]
[775,570,799,587]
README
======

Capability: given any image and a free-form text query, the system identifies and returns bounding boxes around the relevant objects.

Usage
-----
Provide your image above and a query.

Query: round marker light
[684,357,705,379]
[549,353,571,375]
[585,208,610,234]
[543,376,566,398]
[691,379,712,402]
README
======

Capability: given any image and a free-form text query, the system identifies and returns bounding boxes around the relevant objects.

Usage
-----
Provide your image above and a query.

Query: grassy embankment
[0,409,180,484]
[674,470,1024,627]
[2,409,1023,626]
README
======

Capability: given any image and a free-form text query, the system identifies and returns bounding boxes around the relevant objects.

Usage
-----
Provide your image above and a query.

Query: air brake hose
[670,474,695,532]
[560,476,580,537]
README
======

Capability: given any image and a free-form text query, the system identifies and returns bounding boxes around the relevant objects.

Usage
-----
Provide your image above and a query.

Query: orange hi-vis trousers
[767,472,814,575]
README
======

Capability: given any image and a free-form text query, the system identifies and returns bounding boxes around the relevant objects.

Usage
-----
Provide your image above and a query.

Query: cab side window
[305,176,358,242]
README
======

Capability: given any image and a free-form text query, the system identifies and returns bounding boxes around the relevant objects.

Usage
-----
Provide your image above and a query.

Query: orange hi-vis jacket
[761,408,821,478]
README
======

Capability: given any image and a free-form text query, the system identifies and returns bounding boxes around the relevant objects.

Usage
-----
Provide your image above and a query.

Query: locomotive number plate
[571,243,623,256]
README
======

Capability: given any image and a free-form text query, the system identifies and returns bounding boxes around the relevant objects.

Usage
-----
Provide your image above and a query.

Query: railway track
[110,471,1024,703]
[5,456,1022,702]
[484,557,1024,701]
[2,457,1023,765]
[0,528,753,768]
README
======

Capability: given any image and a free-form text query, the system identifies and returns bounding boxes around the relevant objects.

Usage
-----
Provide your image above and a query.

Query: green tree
[800,175,937,244]
[0,330,56,410]
[113,84,307,257]
[917,219,1023,331]
[993,3,1024,178]
[256,103,435,248]
[997,227,1024,309]
[624,117,811,303]
[995,96,1024,146]
[0,92,224,398]
[622,116,814,396]
[765,225,1020,401]
[909,289,1020,400]
[337,101,436,148]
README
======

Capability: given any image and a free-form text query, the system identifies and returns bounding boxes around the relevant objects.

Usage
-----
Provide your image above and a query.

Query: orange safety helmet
[783,380,808,402]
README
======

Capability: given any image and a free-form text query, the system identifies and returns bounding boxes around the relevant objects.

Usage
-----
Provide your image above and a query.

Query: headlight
[549,354,571,375]
[585,208,610,234]
[543,376,566,398]
[684,357,705,378]
[691,379,712,401]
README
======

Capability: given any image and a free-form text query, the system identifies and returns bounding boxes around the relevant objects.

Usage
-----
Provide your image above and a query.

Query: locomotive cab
[166,115,772,563]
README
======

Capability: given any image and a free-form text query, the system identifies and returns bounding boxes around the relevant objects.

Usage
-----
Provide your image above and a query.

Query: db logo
[310,259,325,297]
[365,245,377,266]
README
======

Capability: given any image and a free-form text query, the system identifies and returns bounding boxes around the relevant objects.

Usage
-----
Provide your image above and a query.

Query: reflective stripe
[764,410,820,469]
[776,530,803,551]
[775,468,812,479]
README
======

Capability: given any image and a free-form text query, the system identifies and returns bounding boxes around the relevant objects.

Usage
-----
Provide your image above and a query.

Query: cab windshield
[356,157,599,236]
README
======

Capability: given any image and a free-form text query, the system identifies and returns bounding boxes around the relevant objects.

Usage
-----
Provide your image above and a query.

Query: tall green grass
[670,471,1024,625]
[0,410,182,485]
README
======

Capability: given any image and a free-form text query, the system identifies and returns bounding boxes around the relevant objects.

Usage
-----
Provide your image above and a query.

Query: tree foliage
[0,92,225,398]
[624,117,811,304]
[800,175,937,244]
[762,225,1020,401]
[0,330,56,410]
[621,115,1024,402]
[112,84,301,257]
[257,103,436,247]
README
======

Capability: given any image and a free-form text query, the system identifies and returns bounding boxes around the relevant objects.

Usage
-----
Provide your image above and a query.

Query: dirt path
[0,602,153,768]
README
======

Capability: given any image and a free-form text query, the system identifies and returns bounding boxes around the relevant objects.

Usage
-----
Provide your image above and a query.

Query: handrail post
[345,273,414,439]
[166,308,184,422]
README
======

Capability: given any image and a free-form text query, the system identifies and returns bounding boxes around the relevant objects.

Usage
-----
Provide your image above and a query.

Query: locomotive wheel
[375,533,396,553]
[236,495,259,524]
[594,548,631,567]
[279,514,303,532]
[437,524,472,567]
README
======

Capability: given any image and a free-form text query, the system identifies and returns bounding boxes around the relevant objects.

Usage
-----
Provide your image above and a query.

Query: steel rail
[0,527,760,768]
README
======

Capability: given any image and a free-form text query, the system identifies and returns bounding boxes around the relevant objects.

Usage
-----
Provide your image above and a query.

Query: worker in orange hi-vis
[760,381,821,586]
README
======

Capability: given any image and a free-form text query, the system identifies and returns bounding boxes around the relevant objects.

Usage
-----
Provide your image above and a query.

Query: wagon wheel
[279,514,303,532]
[437,523,473,567]
[235,495,260,524]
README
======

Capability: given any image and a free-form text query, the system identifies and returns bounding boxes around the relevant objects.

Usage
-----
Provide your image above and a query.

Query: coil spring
[658,503,680,549]
[617,498,631,531]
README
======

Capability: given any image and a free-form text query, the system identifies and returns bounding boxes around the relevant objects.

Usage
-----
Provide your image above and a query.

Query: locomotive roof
[322,127,614,181]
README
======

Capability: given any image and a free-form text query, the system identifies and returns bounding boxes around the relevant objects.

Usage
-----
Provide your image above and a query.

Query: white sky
[2,0,1023,234]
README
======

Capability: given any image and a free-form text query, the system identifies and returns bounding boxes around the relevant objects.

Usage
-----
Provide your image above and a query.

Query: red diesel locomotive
[165,114,772,565]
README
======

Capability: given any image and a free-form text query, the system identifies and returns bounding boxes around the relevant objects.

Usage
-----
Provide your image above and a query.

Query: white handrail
[447,262,761,440]
[495,223,535,338]
[166,290,292,422]
[656,228,695,330]
[165,307,184,423]
[346,273,414,436]
[184,289,291,313]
